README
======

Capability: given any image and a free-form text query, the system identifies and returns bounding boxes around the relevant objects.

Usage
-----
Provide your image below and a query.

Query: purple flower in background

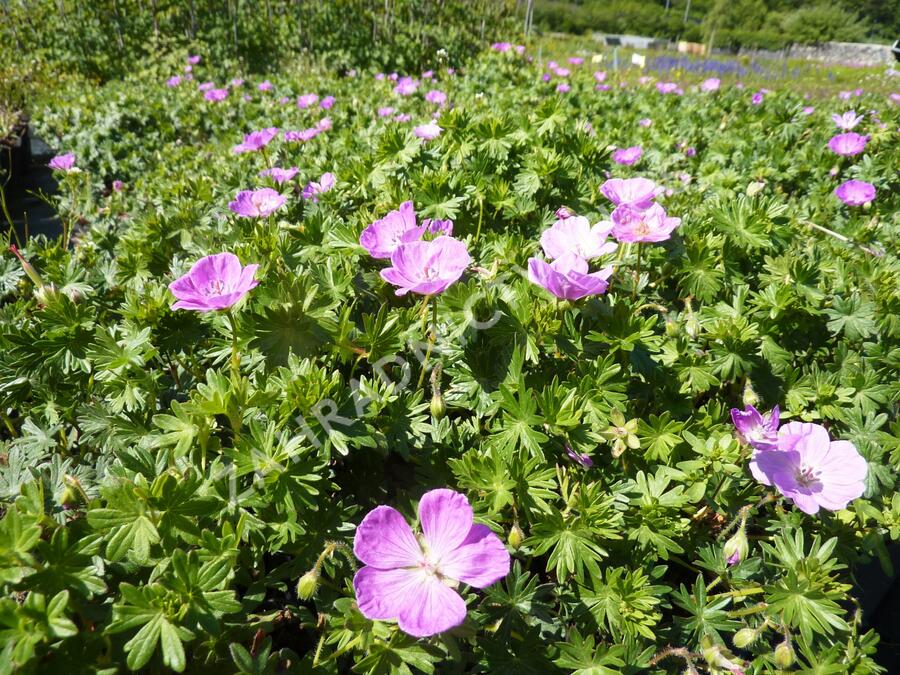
[353,489,509,637]
[297,93,319,109]
[831,110,863,131]
[388,72,399,81]
[600,177,658,209]
[540,216,617,260]
[568,56,584,65]
[231,78,244,87]
[394,77,419,96]
[828,132,868,156]
[555,206,576,220]
[638,118,652,127]
[731,405,780,451]
[834,179,876,206]
[284,128,319,142]
[890,93,900,106]
[301,172,335,202]
[700,77,720,92]
[320,95,335,109]
[556,83,571,93]
[394,113,412,123]
[612,146,643,166]
[565,445,594,468]
[375,72,386,81]
[316,117,332,132]
[839,91,852,100]
[360,201,425,259]
[232,127,279,154]
[259,166,300,184]
[228,188,286,218]
[204,88,228,102]
[423,219,453,236]
[112,180,124,192]
[258,80,273,91]
[48,153,76,172]
[414,121,442,140]
[169,252,259,312]
[279,96,290,105]
[684,146,696,157]
[187,55,201,65]
[378,106,395,117]
[638,76,652,85]
[610,203,681,243]
[595,84,611,92]
[656,82,681,95]
[198,81,215,92]
[554,67,571,78]
[594,71,607,82]
[528,253,613,301]
[167,75,182,87]
[421,70,434,80]
[751,91,764,105]
[381,236,471,296]
[749,422,867,515]
[184,65,193,74]
[541,73,552,82]
[242,94,252,102]
[425,89,447,105]
[801,106,815,115]
[492,42,513,52]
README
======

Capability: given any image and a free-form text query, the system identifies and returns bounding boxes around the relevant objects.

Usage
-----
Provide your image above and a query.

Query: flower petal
[354,566,426,622]
[439,524,510,588]
[354,505,422,569]
[418,489,473,562]
[397,575,467,637]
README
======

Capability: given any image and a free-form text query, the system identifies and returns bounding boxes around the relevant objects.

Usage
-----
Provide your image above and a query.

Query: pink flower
[568,57,584,65]
[204,88,228,102]
[394,113,412,123]
[656,82,682,95]
[612,145,642,166]
[232,127,279,154]
[611,203,681,243]
[297,93,319,109]
[593,71,606,82]
[890,93,900,106]
[279,96,290,105]
[595,84,611,92]
[360,201,425,259]
[284,128,319,142]
[228,188,286,218]
[492,42,513,52]
[801,106,815,115]
[112,180,124,192]
[423,219,453,236]
[316,117,332,132]
[301,172,335,201]
[198,81,216,92]
[375,72,385,81]
[751,92,764,105]
[831,110,863,131]
[353,489,509,637]
[828,132,868,156]
[684,146,696,157]
[394,77,419,96]
[540,216,616,260]
[414,121,442,140]
[377,106,395,117]
[600,177,657,209]
[166,75,182,87]
[424,89,447,105]
[421,70,434,80]
[320,95,335,109]
[700,77,720,92]
[556,83,571,93]
[381,236,471,296]
[257,80,273,91]
[48,153,76,172]
[638,118,652,127]
[834,179,876,206]
[542,73,551,82]
[553,67,571,78]
[565,444,594,467]
[169,252,259,312]
[259,167,300,184]
[731,405,780,451]
[749,423,867,515]
[528,253,613,301]
[839,91,852,100]
[187,55,201,65]
[231,78,244,87]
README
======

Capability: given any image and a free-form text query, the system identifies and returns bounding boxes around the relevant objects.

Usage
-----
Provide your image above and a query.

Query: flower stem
[632,242,643,301]
[225,309,241,378]
[416,298,438,390]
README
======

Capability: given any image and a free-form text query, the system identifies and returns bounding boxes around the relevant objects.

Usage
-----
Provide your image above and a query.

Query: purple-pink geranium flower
[228,188,286,218]
[284,128,319,143]
[166,75,182,87]
[257,80,273,91]
[528,253,613,301]
[834,179,876,206]
[204,88,228,102]
[48,153,76,172]
[568,56,584,65]
[610,203,681,243]
[353,489,510,637]
[556,83,571,93]
[751,91,764,105]
[600,177,658,209]
[612,146,643,166]
[423,219,453,236]
[414,121,442,140]
[232,127,279,154]
[394,113,412,123]
[394,77,419,96]
[316,117,332,132]
[638,118,652,127]
[259,167,300,184]
[297,93,319,109]
[831,110,863,131]
[198,81,215,92]
[731,404,780,451]
[700,77,720,92]
[301,172,335,202]
[594,71,607,82]
[656,82,682,95]
[492,42,513,52]
[539,216,616,260]
[425,89,447,105]
[187,55,201,65]
[801,106,815,115]
[377,106,395,118]
[828,132,868,156]
[381,236,471,296]
[168,252,259,312]
[749,422,867,515]
[320,95,335,109]
[565,444,594,468]
[360,201,425,259]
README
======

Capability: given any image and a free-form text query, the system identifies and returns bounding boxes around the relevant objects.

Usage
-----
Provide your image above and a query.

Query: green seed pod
[742,380,759,407]
[732,627,757,649]
[430,392,446,420]
[507,523,524,550]
[297,569,320,600]
[665,316,680,337]
[774,641,795,668]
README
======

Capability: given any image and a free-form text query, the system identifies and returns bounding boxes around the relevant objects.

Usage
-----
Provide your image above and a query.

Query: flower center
[795,465,821,488]
[423,266,439,280]
[208,279,226,296]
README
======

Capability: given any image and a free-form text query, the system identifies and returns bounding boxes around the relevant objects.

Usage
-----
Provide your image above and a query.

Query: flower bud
[508,523,524,550]
[732,627,757,648]
[773,641,794,668]
[665,316,680,337]
[297,569,320,600]
[9,245,45,289]
[742,380,759,407]
[723,527,749,566]
[555,206,575,220]
[430,392,446,420]
[746,181,765,197]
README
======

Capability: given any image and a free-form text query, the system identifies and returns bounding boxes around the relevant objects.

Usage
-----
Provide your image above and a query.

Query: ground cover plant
[0,34,899,674]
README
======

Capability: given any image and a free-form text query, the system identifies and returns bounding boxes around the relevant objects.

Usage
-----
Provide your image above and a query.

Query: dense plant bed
[0,47,898,673]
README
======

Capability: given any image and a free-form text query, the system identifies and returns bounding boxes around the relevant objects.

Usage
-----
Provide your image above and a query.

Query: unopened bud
[773,641,794,668]
[430,392,446,420]
[297,569,320,600]
[742,380,759,407]
[555,206,575,220]
[9,245,45,289]
[508,523,524,550]
[732,627,757,648]
[665,316,680,337]
[723,525,749,566]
